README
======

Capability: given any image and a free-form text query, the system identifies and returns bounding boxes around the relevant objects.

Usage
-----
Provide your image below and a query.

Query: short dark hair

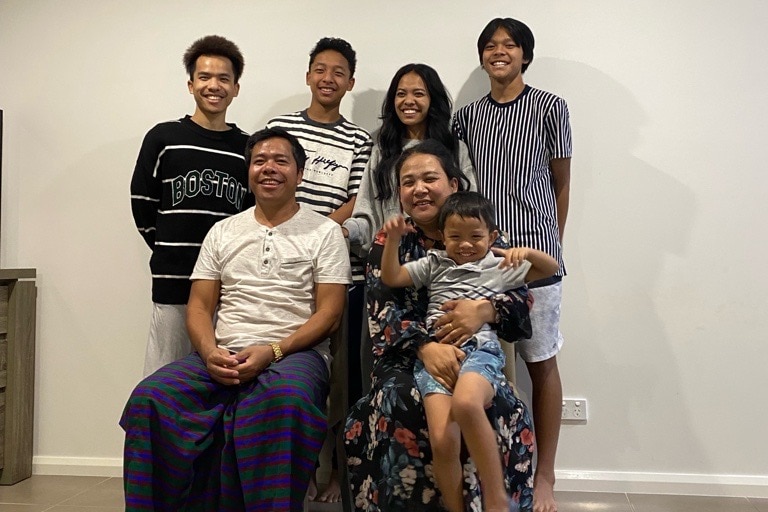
[183,35,244,83]
[309,37,357,78]
[245,127,307,171]
[477,18,535,73]
[394,139,470,191]
[438,191,497,232]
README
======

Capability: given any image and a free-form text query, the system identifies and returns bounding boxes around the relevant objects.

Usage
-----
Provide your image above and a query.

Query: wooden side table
[0,268,36,485]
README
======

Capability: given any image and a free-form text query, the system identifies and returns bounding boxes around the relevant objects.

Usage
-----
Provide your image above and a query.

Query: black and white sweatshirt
[130,115,253,304]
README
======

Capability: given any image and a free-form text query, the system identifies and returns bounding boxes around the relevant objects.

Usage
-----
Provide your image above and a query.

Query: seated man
[120,127,351,512]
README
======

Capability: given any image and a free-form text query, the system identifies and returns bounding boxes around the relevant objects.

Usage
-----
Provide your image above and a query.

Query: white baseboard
[31,458,768,498]
[556,469,768,498]
[33,456,122,478]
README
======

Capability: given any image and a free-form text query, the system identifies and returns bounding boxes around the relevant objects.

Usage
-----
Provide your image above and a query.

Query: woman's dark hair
[374,63,460,201]
[394,139,470,192]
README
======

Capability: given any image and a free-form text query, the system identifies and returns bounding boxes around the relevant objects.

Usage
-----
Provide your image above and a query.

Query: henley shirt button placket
[263,231,273,266]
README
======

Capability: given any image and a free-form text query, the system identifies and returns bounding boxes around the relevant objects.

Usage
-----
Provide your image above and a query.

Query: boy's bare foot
[533,479,557,512]
[316,469,342,503]
[306,473,318,501]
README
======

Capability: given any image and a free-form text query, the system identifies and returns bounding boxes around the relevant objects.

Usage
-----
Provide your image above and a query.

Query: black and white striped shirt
[267,111,372,214]
[267,110,373,283]
[453,86,572,276]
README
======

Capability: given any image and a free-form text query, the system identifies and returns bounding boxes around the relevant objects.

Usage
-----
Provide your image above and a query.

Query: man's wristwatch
[270,342,284,363]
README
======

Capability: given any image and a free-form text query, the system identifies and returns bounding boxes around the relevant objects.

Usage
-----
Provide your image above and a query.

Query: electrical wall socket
[561,398,588,422]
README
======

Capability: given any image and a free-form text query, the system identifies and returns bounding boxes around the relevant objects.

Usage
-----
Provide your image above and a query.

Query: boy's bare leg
[526,356,562,512]
[310,428,341,502]
[307,473,318,501]
[452,372,509,512]
[316,469,341,502]
[424,394,464,512]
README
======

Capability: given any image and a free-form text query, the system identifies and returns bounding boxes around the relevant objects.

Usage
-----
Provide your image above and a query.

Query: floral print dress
[345,221,536,512]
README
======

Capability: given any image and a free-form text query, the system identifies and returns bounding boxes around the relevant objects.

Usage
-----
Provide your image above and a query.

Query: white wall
[1,0,766,496]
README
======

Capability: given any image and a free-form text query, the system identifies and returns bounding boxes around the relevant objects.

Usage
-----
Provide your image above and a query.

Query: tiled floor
[0,476,766,511]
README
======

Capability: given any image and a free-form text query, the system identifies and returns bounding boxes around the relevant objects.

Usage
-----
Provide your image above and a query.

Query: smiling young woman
[343,63,477,257]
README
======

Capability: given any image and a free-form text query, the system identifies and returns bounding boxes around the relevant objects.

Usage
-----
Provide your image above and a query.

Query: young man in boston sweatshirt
[130,35,252,376]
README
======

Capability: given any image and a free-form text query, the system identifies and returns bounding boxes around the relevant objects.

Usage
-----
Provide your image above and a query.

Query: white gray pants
[143,303,193,377]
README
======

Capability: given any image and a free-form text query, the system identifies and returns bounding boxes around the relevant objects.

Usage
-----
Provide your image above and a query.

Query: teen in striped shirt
[453,18,572,512]
[266,37,372,504]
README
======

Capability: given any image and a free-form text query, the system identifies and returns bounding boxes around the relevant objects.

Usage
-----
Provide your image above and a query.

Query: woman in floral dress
[345,140,535,512]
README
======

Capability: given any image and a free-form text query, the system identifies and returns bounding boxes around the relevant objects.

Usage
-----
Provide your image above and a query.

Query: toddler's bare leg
[452,373,509,512]
[424,393,464,512]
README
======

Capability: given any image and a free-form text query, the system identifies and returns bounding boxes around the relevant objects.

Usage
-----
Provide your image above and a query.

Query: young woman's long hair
[374,63,458,201]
